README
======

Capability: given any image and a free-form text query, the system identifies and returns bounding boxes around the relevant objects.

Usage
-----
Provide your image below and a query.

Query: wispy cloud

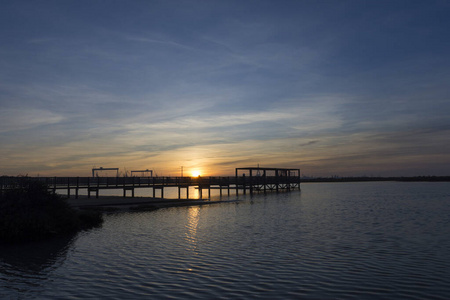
[0,108,63,133]
[125,35,198,52]
[133,111,293,130]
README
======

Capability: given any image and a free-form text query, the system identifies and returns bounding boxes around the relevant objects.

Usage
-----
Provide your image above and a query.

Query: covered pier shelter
[235,167,301,195]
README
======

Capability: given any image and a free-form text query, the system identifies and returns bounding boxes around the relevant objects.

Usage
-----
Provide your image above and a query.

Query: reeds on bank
[0,180,103,243]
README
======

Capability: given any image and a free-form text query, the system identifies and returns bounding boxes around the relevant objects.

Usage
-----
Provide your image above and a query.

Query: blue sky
[1,0,449,177]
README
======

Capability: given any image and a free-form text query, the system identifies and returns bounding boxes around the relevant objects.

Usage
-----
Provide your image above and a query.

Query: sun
[191,170,201,177]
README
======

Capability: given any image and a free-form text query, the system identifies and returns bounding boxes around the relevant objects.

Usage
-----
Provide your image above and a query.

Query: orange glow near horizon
[191,170,202,177]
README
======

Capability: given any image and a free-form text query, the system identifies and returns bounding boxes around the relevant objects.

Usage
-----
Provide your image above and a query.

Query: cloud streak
[0,108,63,133]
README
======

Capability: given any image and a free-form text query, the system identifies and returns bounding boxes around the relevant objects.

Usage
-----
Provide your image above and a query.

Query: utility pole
[181,166,183,177]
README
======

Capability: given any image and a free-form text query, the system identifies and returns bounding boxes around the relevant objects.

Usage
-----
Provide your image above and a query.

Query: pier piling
[0,167,300,200]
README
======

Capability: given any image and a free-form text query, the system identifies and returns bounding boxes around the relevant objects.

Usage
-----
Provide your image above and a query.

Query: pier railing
[1,173,300,200]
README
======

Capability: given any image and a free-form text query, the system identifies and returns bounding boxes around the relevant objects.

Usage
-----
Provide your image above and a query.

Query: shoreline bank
[66,195,233,212]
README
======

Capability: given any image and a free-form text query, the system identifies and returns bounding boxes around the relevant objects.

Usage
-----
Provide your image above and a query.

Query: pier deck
[1,167,300,200]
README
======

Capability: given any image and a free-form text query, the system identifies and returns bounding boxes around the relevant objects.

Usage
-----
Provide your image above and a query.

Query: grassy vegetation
[0,181,103,243]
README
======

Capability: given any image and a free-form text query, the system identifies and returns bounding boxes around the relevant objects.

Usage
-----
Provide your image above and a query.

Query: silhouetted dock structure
[1,167,300,200]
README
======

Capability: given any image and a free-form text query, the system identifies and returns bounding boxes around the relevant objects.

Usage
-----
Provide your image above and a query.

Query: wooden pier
[1,167,300,200]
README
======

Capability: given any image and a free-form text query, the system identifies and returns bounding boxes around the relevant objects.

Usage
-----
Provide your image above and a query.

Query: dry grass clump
[0,181,103,243]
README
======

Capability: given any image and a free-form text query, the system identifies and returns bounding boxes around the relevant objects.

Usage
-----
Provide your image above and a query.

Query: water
[1,182,450,299]
[59,184,244,199]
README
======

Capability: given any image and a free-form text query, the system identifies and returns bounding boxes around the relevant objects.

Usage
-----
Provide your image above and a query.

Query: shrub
[0,180,103,243]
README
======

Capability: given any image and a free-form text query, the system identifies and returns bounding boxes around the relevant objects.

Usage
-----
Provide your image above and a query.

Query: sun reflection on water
[185,206,201,252]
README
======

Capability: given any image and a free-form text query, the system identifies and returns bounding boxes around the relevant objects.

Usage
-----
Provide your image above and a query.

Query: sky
[1,0,450,177]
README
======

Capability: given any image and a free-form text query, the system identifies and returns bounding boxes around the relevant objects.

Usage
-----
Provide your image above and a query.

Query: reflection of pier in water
[1,167,300,200]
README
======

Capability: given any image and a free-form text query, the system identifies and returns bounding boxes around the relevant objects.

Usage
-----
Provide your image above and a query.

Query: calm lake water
[1,182,450,299]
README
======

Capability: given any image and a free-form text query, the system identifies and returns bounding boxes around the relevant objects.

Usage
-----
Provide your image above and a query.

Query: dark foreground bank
[0,181,102,243]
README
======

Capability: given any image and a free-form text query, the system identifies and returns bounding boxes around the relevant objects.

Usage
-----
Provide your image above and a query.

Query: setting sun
[191,170,201,177]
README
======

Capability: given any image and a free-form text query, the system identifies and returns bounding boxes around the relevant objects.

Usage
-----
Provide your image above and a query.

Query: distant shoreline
[301,176,450,183]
